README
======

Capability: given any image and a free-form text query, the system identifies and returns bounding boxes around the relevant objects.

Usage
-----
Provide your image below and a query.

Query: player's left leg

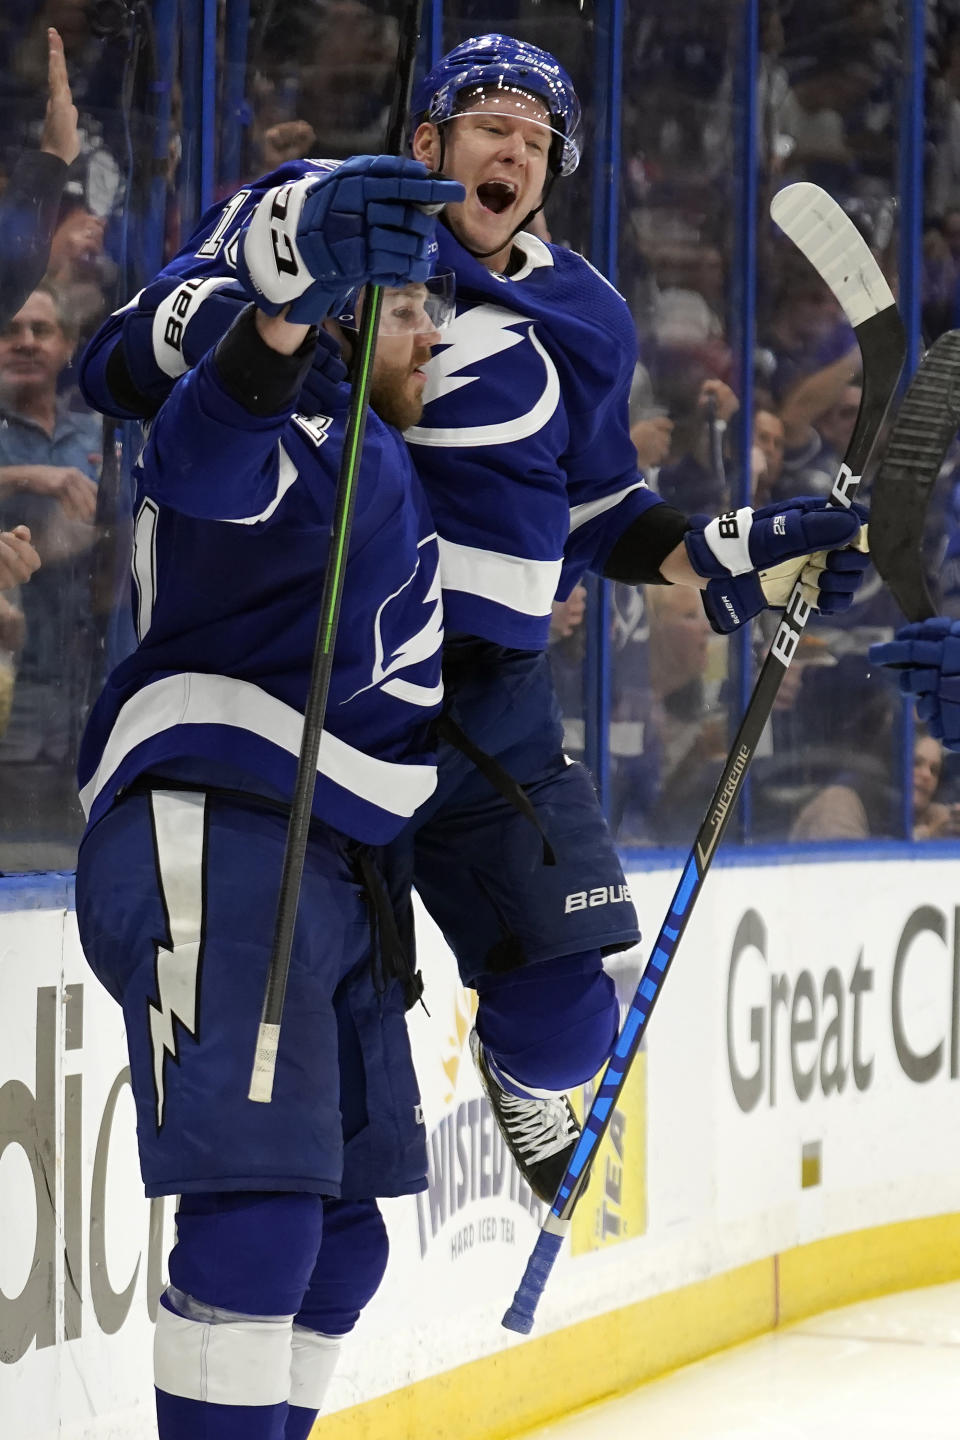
[283,845,425,1438]
[468,948,620,1203]
[75,790,392,1438]
[413,755,634,1200]
[284,1199,390,1440]
[155,1190,324,1440]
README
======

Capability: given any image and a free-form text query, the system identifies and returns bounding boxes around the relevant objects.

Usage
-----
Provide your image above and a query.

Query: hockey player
[78,44,871,1209]
[74,154,464,1440]
[386,36,869,1195]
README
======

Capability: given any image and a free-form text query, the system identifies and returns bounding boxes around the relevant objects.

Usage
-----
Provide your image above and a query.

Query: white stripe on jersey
[569,481,648,533]
[79,671,437,820]
[438,538,561,618]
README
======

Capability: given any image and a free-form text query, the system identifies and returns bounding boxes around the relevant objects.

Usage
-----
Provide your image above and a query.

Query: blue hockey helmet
[411,34,582,178]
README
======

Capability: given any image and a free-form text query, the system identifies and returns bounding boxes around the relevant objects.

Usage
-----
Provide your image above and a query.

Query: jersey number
[196,189,250,259]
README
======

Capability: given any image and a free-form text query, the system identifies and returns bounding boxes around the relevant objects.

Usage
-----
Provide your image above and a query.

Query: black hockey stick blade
[870,330,960,622]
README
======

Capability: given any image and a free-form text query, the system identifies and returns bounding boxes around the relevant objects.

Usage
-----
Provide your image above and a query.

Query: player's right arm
[140,304,337,522]
[80,157,463,419]
[81,274,251,420]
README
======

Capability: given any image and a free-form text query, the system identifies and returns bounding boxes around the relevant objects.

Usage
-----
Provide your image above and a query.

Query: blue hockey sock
[475,950,618,1091]
[155,1191,324,1440]
[286,1199,390,1437]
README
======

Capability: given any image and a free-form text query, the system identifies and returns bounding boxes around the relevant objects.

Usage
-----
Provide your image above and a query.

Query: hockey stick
[248,0,427,1102]
[869,329,960,622]
[502,182,906,1333]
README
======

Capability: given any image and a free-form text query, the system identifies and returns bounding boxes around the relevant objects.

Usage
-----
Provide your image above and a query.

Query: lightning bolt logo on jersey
[404,225,664,649]
[346,538,443,707]
[406,304,561,448]
[147,790,206,1128]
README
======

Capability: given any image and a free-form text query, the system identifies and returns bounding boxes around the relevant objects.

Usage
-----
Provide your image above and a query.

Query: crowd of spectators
[4,0,960,867]
[546,0,960,845]
[0,24,100,866]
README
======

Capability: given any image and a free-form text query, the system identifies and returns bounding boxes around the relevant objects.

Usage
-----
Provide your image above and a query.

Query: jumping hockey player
[78,39,871,1212]
[74,154,464,1440]
[397,33,868,1196]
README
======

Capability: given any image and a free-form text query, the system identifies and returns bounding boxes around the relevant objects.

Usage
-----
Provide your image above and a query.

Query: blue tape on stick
[502,1229,565,1334]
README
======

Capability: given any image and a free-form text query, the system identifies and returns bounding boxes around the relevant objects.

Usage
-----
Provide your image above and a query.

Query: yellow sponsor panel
[312,1213,960,1440]
[570,1048,647,1255]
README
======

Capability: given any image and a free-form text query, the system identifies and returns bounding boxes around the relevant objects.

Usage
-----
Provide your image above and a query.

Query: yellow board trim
[313,1212,960,1440]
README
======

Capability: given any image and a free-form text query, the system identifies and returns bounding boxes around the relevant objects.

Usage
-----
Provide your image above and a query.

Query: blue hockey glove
[870,618,960,749]
[237,157,464,323]
[685,497,868,634]
[799,542,871,613]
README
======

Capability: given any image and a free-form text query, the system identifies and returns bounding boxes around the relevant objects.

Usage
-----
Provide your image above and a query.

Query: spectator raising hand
[698,377,740,425]
[631,412,674,471]
[550,583,587,643]
[0,29,80,329]
[41,29,81,167]
[259,119,318,169]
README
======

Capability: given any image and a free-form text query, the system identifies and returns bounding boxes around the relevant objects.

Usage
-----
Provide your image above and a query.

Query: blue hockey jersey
[80,159,664,651]
[408,224,663,647]
[78,340,443,845]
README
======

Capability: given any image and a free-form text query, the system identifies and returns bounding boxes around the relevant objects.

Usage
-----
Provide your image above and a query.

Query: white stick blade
[770,182,895,329]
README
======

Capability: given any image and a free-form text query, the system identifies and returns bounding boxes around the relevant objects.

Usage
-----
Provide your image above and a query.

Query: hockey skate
[469,1028,581,1205]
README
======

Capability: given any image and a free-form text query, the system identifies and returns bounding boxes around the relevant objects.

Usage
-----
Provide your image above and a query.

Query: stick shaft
[249,0,424,1103]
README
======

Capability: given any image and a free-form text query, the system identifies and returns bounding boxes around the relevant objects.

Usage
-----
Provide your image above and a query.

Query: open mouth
[476,180,517,215]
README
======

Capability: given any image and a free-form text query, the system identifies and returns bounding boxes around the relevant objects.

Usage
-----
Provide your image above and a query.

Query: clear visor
[437,83,580,175]
[453,106,569,155]
[339,271,456,335]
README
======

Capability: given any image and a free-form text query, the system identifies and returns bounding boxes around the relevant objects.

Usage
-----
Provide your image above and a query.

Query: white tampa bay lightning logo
[147,791,206,1129]
[405,303,560,448]
[345,537,443,707]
